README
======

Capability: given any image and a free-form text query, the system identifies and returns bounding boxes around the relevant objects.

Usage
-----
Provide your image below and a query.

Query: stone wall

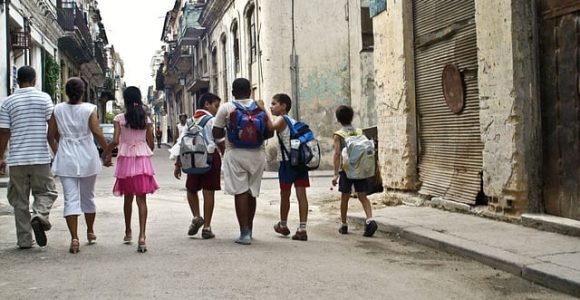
[475,0,541,215]
[373,0,418,191]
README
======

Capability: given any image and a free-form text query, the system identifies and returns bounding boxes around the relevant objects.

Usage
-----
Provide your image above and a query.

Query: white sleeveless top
[277,116,296,162]
[51,103,102,177]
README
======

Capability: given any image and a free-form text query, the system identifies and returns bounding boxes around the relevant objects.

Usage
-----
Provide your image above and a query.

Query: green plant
[44,55,60,101]
[105,112,115,123]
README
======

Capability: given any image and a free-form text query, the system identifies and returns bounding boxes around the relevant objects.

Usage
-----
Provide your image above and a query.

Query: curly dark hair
[123,86,147,130]
[65,77,85,104]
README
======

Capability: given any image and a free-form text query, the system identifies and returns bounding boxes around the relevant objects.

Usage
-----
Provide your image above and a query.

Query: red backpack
[227,101,267,148]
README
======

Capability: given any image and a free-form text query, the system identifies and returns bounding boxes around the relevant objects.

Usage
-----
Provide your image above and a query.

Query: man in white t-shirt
[174,114,188,144]
[0,66,58,249]
[212,78,272,245]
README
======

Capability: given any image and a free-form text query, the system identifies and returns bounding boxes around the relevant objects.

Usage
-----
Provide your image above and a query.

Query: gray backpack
[179,115,213,174]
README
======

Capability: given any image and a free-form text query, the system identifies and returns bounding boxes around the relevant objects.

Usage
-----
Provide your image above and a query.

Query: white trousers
[60,175,97,217]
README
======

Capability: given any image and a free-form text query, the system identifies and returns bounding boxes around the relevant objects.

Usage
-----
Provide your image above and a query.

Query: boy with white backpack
[173,93,222,239]
[331,105,378,237]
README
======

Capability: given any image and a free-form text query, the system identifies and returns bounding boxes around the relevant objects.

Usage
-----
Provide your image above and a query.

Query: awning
[187,78,209,93]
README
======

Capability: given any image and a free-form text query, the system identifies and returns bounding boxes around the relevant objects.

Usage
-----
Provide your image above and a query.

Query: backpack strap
[197,114,213,128]
[276,132,290,162]
[281,115,297,137]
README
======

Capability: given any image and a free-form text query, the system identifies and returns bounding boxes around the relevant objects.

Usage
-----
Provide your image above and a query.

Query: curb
[348,215,580,297]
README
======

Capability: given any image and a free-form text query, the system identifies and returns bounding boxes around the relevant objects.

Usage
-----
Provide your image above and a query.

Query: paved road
[0,147,573,299]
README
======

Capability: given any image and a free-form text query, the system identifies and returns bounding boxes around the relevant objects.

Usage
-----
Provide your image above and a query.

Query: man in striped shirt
[0,66,58,249]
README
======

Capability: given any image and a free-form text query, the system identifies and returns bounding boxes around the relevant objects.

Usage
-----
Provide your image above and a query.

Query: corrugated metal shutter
[413,0,483,204]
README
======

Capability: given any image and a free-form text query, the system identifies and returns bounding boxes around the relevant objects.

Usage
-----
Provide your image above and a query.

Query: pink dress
[112,114,159,196]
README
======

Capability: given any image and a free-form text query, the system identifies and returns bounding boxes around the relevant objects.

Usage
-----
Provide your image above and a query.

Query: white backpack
[337,129,375,180]
[179,115,214,174]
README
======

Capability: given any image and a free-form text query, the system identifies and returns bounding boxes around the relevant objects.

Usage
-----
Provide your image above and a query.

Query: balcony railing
[57,1,93,50]
[94,42,108,73]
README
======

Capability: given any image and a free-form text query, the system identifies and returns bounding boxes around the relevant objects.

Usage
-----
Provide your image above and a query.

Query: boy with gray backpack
[173,93,222,239]
[331,105,378,237]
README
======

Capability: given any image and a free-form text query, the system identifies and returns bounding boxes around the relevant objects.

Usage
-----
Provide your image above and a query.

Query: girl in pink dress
[106,86,158,253]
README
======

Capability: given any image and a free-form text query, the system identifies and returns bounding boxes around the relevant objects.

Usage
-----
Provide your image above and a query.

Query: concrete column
[373,0,418,191]
[475,0,541,215]
[0,6,7,99]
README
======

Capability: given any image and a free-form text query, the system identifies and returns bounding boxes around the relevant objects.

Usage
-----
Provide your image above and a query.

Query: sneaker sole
[31,219,47,247]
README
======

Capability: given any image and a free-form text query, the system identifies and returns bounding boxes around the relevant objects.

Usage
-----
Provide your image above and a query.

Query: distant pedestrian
[212,78,272,245]
[0,66,58,249]
[331,105,377,237]
[47,77,112,254]
[105,86,159,253]
[174,93,222,239]
[155,125,163,148]
[174,114,188,144]
[268,94,310,241]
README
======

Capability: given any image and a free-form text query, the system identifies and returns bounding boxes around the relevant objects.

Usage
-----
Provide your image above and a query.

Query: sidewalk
[350,206,580,297]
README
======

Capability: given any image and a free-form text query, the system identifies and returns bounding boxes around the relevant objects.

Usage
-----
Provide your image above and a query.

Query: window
[232,22,240,74]
[361,7,374,50]
[220,35,227,100]
[246,6,257,62]
[211,46,218,94]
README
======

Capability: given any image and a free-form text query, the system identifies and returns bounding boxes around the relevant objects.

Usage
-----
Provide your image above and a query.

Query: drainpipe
[290,0,300,120]
[4,0,10,95]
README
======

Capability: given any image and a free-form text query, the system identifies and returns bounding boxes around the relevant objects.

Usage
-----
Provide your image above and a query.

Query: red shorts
[186,152,222,192]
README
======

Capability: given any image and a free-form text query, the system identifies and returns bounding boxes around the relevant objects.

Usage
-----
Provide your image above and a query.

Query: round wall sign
[442,64,465,114]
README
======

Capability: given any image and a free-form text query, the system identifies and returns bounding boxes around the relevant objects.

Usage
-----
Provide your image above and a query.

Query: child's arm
[47,113,59,155]
[88,111,112,167]
[332,135,342,187]
[145,123,154,151]
[174,156,182,179]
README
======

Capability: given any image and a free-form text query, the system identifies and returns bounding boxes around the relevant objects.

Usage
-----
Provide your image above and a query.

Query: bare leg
[248,195,256,231]
[85,212,96,236]
[234,192,250,228]
[356,192,373,219]
[202,190,214,228]
[187,191,200,218]
[280,189,291,223]
[340,193,350,224]
[123,195,133,238]
[295,187,308,224]
[65,215,79,240]
[135,195,148,244]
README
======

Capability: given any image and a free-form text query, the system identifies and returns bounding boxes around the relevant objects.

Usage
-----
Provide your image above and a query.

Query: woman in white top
[47,77,111,254]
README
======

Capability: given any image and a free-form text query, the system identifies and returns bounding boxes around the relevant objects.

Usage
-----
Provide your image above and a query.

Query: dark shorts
[338,172,370,194]
[278,161,310,191]
[186,152,222,192]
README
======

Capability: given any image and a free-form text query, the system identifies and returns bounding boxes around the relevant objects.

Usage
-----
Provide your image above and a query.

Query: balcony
[168,43,193,73]
[11,29,31,50]
[57,1,94,65]
[94,41,108,74]
[178,3,205,46]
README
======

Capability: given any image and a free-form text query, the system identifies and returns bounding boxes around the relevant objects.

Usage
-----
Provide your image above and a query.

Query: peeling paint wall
[261,0,356,169]
[372,0,418,191]
[475,0,541,214]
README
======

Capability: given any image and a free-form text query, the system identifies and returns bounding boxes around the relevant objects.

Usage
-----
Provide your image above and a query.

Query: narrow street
[0,148,573,299]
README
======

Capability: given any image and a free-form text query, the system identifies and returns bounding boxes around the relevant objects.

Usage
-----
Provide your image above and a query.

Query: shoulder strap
[281,115,296,136]
[276,132,290,161]
[198,115,213,128]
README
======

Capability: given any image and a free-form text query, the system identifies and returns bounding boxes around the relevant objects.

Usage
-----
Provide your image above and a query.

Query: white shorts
[60,175,97,217]
[222,149,266,197]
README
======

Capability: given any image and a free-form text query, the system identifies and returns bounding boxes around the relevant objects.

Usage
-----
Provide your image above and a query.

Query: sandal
[69,239,80,254]
[87,232,97,244]
[123,233,132,244]
[137,237,147,253]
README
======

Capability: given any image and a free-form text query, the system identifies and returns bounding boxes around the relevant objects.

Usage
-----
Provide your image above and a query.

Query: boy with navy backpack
[331,105,378,237]
[212,78,272,245]
[174,93,222,239]
[268,94,317,241]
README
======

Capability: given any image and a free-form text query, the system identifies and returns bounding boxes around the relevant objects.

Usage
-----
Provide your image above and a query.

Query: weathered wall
[348,0,376,129]
[373,0,418,190]
[261,0,353,169]
[475,0,541,214]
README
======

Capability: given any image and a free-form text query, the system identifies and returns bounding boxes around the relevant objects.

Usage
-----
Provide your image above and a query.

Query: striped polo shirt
[0,87,54,166]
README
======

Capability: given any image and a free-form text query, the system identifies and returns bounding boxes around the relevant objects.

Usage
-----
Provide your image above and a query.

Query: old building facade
[0,0,122,119]
[372,0,579,221]
[157,0,377,166]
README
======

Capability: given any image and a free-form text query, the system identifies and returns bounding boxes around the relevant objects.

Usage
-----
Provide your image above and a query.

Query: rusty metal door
[539,0,580,220]
[413,0,483,204]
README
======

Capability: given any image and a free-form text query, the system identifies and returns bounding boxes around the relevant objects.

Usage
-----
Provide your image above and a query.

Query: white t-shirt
[213,99,272,151]
[0,87,54,166]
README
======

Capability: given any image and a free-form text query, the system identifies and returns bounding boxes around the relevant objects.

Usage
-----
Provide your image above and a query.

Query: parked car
[96,123,117,156]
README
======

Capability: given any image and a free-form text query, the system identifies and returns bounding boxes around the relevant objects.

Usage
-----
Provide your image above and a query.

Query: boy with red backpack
[212,78,272,245]
[174,93,222,239]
